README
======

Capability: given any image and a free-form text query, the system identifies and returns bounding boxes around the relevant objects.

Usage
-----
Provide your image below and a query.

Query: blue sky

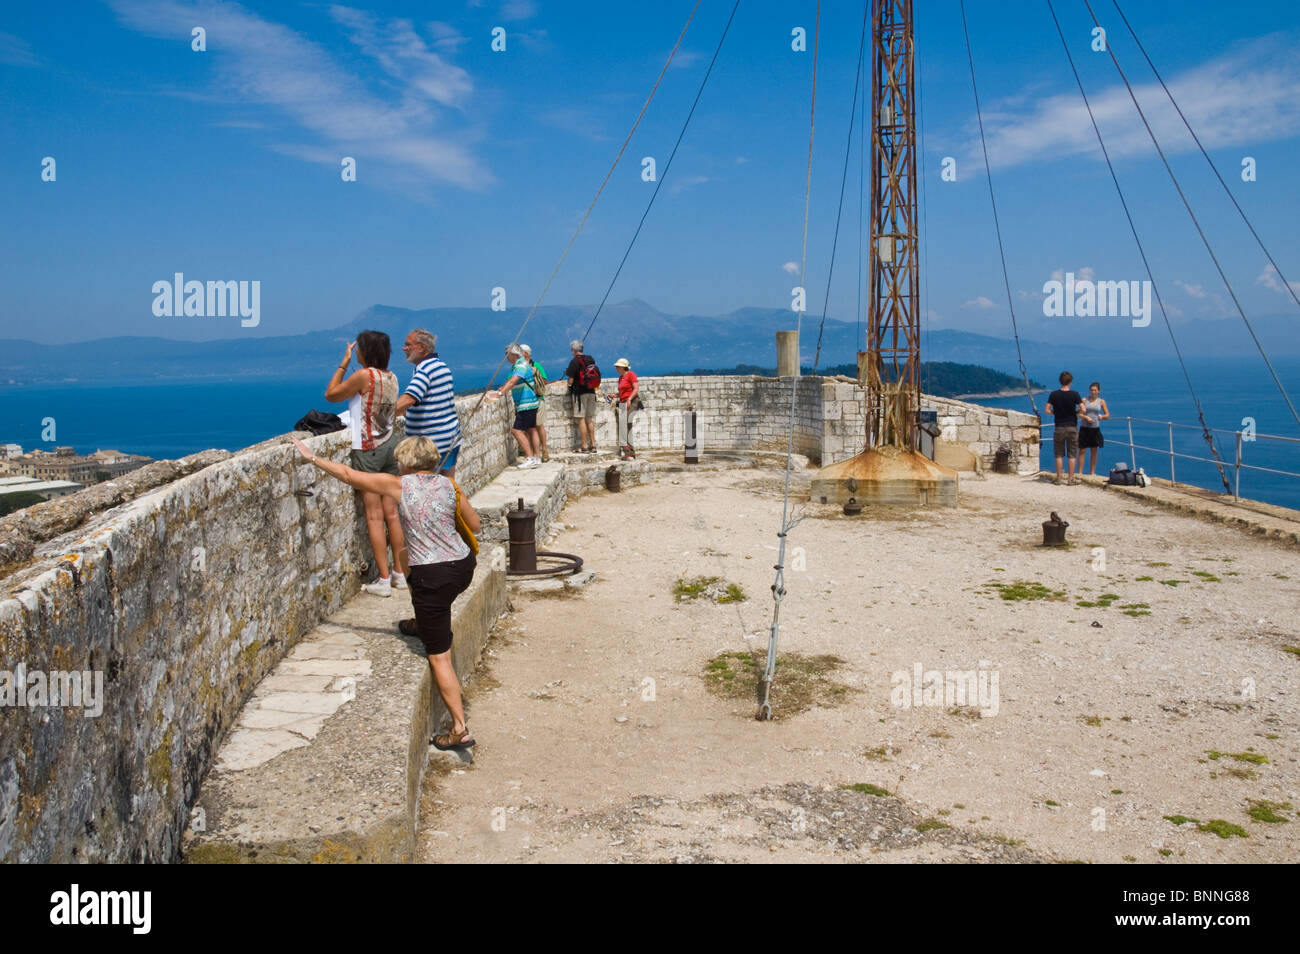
[2,0,1298,347]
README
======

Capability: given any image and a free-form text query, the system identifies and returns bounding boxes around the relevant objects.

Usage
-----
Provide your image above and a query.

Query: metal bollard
[684,409,699,464]
[506,497,538,572]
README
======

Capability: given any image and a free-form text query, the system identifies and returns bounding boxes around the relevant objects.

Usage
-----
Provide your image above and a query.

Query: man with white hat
[613,357,640,460]
[519,344,550,462]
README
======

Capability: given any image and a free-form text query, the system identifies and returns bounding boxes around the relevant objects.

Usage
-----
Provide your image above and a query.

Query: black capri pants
[408,553,477,656]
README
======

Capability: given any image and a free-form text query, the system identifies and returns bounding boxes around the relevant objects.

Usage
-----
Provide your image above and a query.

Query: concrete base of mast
[809,445,958,508]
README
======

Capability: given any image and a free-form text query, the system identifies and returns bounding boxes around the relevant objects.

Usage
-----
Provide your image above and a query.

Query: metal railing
[1039,416,1300,503]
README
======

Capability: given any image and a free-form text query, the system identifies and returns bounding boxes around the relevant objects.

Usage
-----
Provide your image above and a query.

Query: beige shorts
[570,392,596,419]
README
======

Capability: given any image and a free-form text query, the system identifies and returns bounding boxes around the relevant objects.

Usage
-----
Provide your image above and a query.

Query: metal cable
[580,0,743,345]
[1081,0,1300,431]
[959,0,1040,420]
[811,0,870,374]
[1112,0,1300,318]
[441,0,704,452]
[759,0,820,721]
[1045,0,1229,492]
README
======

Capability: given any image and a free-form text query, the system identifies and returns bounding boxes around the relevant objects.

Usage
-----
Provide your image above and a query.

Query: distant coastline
[954,387,1048,400]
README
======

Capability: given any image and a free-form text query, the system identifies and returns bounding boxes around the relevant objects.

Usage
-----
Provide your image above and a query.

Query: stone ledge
[182,545,506,864]
[1065,474,1300,548]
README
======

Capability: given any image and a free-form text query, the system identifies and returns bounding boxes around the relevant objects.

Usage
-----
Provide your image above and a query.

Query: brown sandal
[432,727,475,750]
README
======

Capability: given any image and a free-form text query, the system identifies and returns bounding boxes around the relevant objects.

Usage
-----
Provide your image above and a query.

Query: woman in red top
[613,358,639,459]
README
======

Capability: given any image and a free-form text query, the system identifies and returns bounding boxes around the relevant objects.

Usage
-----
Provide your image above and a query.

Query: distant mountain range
[1,299,1294,389]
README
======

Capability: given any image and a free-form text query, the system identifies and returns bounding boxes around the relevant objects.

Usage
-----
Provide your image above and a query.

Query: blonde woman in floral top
[290,434,481,751]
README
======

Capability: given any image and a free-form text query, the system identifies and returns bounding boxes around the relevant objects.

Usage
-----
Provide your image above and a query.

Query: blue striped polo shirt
[403,355,461,452]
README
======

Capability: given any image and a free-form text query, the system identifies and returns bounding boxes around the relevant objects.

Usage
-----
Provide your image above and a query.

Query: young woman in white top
[325,331,409,596]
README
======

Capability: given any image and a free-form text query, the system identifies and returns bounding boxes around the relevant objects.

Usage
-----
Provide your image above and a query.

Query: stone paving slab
[183,545,506,864]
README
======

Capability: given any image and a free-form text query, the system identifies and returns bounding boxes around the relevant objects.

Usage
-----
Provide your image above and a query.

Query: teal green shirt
[511,358,540,411]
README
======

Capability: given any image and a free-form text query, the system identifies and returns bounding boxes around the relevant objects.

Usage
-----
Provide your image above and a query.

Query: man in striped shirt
[395,329,462,476]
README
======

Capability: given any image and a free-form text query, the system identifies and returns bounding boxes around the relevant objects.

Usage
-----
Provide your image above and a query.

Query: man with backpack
[519,344,550,462]
[565,339,600,454]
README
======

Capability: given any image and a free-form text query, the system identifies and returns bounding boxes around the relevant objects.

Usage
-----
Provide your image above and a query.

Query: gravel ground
[419,466,1300,864]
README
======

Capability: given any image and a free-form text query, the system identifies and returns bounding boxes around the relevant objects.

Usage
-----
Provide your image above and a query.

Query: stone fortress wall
[536,374,1039,473]
[0,375,1029,862]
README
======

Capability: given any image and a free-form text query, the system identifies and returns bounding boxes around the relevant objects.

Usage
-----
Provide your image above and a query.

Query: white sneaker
[363,578,392,597]
[391,572,407,590]
[515,459,533,468]
[522,457,540,469]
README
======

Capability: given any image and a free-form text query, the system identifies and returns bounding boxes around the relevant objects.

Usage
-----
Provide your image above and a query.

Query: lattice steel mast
[865,0,920,451]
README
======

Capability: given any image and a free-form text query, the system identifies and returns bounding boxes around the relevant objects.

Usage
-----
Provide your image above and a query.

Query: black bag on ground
[1107,462,1139,486]
[295,410,346,436]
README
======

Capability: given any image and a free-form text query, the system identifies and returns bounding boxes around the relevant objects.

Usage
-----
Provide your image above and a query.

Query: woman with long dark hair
[325,330,408,596]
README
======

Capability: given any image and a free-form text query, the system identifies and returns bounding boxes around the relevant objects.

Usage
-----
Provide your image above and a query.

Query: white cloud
[1174,280,1207,298]
[966,35,1300,171]
[328,6,472,107]
[0,31,39,67]
[735,156,749,165]
[962,296,996,310]
[781,261,799,275]
[1049,266,1094,283]
[1257,263,1300,296]
[500,0,538,21]
[427,21,469,53]
[668,174,710,195]
[106,0,489,189]
[669,49,702,71]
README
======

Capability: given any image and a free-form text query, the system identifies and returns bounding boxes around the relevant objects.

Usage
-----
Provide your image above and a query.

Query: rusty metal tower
[863,0,920,451]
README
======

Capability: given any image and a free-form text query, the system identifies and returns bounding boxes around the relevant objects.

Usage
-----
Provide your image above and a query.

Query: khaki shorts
[350,430,400,475]
[570,392,596,419]
[1053,425,1079,459]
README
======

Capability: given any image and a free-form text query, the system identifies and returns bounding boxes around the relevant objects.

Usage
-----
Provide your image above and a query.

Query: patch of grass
[674,575,748,604]
[1206,750,1269,765]
[674,575,720,601]
[1147,561,1172,567]
[1079,592,1122,609]
[1158,848,1173,857]
[863,745,892,761]
[1111,789,1123,795]
[1123,855,1137,863]
[1191,571,1221,582]
[703,650,852,716]
[1272,573,1289,580]
[1135,575,1154,582]
[1164,815,1197,826]
[1282,646,1300,659]
[1159,579,1186,587]
[1246,800,1291,824]
[1044,799,1060,807]
[1197,819,1248,839]
[841,782,891,797]
[948,705,982,721]
[1223,766,1259,781]
[917,818,950,832]
[982,579,1068,602]
[1081,715,1104,727]
[718,582,748,604]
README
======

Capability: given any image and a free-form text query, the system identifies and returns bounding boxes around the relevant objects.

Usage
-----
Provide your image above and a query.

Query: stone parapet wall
[928,395,1040,474]
[0,429,369,863]
[537,375,1036,470]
